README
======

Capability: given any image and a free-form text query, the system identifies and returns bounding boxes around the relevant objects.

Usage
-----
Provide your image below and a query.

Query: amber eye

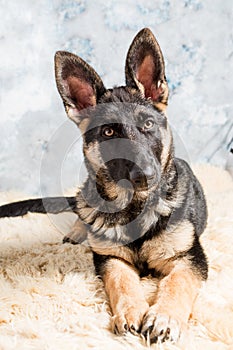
[144,119,154,130]
[102,127,115,137]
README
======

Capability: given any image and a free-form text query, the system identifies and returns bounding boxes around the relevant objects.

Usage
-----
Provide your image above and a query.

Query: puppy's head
[54,28,173,198]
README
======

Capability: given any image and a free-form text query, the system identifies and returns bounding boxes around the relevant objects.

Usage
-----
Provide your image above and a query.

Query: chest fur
[89,219,194,276]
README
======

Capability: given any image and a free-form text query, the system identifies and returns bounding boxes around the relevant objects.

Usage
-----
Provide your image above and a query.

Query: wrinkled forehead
[79,102,166,132]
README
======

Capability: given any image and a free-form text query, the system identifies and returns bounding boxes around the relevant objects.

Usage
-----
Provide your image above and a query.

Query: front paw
[63,220,88,244]
[141,309,181,343]
[112,301,149,336]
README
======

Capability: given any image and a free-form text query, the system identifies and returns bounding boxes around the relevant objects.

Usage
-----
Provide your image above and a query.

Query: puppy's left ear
[125,28,168,111]
[54,51,106,125]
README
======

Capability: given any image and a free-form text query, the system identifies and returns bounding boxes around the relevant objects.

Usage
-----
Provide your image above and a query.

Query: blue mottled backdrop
[0,0,232,194]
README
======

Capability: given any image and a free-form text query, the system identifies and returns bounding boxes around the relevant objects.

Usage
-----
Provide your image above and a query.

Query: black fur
[0,197,76,217]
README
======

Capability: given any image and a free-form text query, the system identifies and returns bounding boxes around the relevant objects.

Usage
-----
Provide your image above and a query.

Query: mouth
[96,163,157,199]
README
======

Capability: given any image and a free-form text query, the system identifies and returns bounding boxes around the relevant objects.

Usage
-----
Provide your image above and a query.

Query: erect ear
[125,28,169,111]
[54,51,106,124]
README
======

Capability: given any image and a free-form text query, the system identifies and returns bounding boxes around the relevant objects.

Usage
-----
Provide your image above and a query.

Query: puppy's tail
[0,197,77,218]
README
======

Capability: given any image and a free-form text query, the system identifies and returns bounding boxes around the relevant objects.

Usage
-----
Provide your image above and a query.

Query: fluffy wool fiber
[0,165,232,350]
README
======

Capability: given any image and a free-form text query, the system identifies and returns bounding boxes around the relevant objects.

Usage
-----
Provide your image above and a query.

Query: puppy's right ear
[125,28,168,111]
[55,51,106,124]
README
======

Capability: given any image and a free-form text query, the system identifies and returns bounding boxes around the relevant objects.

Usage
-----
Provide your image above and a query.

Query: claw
[114,325,119,335]
[142,324,153,338]
[130,324,139,335]
[151,336,158,344]
[141,311,181,343]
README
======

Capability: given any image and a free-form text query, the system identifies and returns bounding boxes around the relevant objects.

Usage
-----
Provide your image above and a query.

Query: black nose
[129,165,154,187]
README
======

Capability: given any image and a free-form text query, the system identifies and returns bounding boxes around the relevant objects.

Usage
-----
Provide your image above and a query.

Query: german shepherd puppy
[0,28,208,344]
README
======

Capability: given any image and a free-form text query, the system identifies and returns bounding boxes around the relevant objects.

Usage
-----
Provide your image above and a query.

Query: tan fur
[92,219,198,336]
[78,117,91,134]
[78,206,96,223]
[103,259,149,333]
[140,220,195,275]
[102,182,120,201]
[89,221,194,272]
[149,261,202,324]
[156,197,173,216]
[160,124,173,171]
[102,249,201,336]
[84,141,106,172]
[140,260,202,342]
[154,101,168,112]
[141,277,159,306]
[89,238,135,265]
[66,105,80,123]
[64,218,88,243]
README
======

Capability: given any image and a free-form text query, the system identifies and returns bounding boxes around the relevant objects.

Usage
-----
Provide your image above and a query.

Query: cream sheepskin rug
[0,165,232,350]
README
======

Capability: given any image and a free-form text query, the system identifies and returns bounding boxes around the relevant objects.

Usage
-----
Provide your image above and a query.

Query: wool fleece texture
[0,164,232,350]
